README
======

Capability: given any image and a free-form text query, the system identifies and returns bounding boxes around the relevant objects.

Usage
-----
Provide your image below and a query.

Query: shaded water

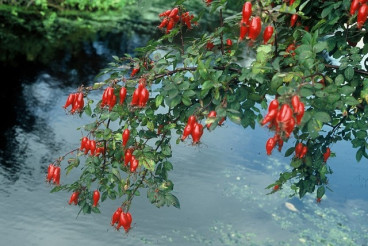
[1,34,368,246]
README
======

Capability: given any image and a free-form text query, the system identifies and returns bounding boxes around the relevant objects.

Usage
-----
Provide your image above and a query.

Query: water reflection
[0,30,368,246]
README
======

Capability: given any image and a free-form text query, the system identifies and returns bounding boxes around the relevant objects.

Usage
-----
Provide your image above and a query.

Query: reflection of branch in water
[354,174,368,188]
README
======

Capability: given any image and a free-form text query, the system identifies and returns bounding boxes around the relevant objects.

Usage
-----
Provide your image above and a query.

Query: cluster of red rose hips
[350,0,368,29]
[181,115,204,144]
[294,142,308,159]
[111,207,133,232]
[131,78,149,108]
[158,7,195,33]
[80,137,105,156]
[101,85,128,111]
[121,129,139,172]
[46,163,61,185]
[63,92,84,114]
[262,95,305,155]
[238,2,274,45]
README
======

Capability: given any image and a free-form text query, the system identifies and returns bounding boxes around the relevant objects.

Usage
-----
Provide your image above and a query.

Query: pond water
[1,32,368,246]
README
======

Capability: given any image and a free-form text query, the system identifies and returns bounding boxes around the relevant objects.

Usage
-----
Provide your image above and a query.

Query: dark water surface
[1,33,368,246]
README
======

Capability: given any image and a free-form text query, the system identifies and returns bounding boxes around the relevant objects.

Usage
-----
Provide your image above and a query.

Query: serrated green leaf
[344,67,354,80]
[109,112,119,121]
[142,158,155,172]
[300,88,313,97]
[314,111,331,123]
[165,193,180,208]
[344,96,359,106]
[335,74,344,86]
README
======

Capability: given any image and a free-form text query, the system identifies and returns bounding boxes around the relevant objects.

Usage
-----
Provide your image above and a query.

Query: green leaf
[317,186,325,198]
[356,147,364,162]
[162,145,172,157]
[109,112,119,121]
[91,206,101,214]
[314,111,331,123]
[291,159,302,168]
[84,104,92,116]
[344,67,354,81]
[285,147,295,157]
[344,96,359,106]
[202,80,213,91]
[335,74,344,86]
[165,193,180,208]
[155,94,164,107]
[340,86,355,95]
[142,158,155,172]
[314,41,327,53]
[169,96,182,108]
[300,88,313,97]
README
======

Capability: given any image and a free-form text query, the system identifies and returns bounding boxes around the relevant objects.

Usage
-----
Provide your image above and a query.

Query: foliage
[47,0,368,233]
[0,0,135,11]
[0,1,153,64]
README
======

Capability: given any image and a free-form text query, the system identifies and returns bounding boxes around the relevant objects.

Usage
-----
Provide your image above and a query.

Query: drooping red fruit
[300,146,308,158]
[290,14,298,27]
[47,164,55,182]
[263,26,274,44]
[138,87,149,107]
[291,95,301,113]
[242,2,252,21]
[89,140,96,156]
[277,138,284,152]
[122,129,130,147]
[350,0,360,15]
[84,139,91,155]
[68,191,79,205]
[181,124,192,140]
[63,93,76,109]
[323,147,331,162]
[266,137,276,155]
[268,99,279,112]
[130,67,140,77]
[80,136,88,151]
[296,102,305,125]
[119,212,132,232]
[357,4,368,29]
[239,19,249,41]
[248,17,262,40]
[119,87,127,105]
[191,123,204,144]
[284,117,295,138]
[226,39,233,46]
[124,148,133,166]
[131,86,142,106]
[187,115,197,127]
[295,143,303,158]
[158,18,169,29]
[130,156,139,172]
[277,104,293,124]
[111,207,123,226]
[261,109,278,126]
[92,190,100,207]
[52,166,61,185]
